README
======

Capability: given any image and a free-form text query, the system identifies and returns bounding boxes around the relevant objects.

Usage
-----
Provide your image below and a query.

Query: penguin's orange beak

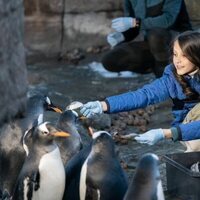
[50,107,63,113]
[47,102,63,113]
[52,131,70,137]
[79,116,87,120]
[88,126,94,136]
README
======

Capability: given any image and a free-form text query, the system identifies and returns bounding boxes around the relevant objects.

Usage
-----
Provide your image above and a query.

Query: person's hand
[135,129,165,145]
[111,17,134,32]
[107,32,125,47]
[80,101,103,118]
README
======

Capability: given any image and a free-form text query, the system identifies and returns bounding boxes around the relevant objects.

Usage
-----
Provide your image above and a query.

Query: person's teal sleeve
[170,127,181,142]
[124,0,135,17]
[171,121,200,141]
[141,0,182,30]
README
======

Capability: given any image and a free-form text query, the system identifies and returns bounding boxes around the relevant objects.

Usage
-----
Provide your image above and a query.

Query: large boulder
[0,0,27,126]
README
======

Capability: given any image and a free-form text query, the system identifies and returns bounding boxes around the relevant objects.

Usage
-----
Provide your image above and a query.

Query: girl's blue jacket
[105,64,200,141]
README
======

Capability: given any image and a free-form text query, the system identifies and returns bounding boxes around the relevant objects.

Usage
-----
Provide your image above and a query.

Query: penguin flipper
[30,170,40,191]
[14,170,40,199]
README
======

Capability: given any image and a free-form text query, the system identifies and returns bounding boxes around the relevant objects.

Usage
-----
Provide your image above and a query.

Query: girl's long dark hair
[171,31,200,99]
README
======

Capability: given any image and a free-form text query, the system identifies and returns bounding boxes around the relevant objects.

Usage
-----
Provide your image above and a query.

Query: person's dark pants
[102,28,176,78]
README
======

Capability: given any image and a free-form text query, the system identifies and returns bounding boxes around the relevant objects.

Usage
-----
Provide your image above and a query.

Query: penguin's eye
[43,131,49,135]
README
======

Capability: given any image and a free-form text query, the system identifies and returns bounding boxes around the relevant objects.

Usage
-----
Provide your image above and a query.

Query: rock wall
[24,0,123,56]
[24,0,200,57]
[0,0,27,125]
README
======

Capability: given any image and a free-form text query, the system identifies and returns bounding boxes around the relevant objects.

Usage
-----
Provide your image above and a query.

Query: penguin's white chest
[32,147,65,200]
[79,153,101,200]
[79,157,89,200]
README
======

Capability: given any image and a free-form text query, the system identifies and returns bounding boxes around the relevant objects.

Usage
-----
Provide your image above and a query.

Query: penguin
[63,130,128,200]
[63,143,91,200]
[0,93,62,197]
[123,153,165,200]
[66,101,111,137]
[55,109,83,165]
[13,122,70,200]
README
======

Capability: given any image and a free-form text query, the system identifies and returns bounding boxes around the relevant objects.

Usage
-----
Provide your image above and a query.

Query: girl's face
[173,40,197,75]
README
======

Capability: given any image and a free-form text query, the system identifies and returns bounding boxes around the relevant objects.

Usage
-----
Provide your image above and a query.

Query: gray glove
[107,32,125,47]
[80,101,103,118]
[135,129,165,145]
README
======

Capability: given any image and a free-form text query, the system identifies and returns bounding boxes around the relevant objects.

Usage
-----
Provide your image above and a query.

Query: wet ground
[27,55,186,199]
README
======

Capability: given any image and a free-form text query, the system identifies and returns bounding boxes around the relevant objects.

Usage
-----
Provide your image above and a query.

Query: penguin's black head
[57,110,77,126]
[125,154,163,200]
[91,131,115,154]
[23,122,70,155]
[138,153,159,170]
[135,153,160,182]
[43,96,63,113]
[27,94,62,113]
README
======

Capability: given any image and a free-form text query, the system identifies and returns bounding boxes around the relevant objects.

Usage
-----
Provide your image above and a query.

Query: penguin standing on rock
[13,122,70,200]
[124,153,165,200]
[55,109,82,165]
[0,94,62,198]
[79,131,128,200]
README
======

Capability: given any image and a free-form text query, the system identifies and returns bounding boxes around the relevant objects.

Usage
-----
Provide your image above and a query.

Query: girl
[80,31,200,152]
